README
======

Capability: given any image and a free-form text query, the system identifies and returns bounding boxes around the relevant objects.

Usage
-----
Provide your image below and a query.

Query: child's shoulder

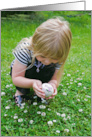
[19,42,32,56]
[17,37,32,52]
[18,37,32,47]
[14,37,33,57]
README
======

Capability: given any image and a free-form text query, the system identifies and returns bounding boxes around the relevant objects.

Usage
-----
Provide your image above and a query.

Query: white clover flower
[70,82,73,84]
[4,114,7,117]
[1,92,5,96]
[85,95,90,98]
[84,87,87,89]
[77,99,80,102]
[6,99,11,103]
[29,120,34,124]
[18,118,23,122]
[5,106,10,109]
[6,85,10,88]
[47,121,53,126]
[48,108,51,111]
[66,83,69,85]
[63,117,67,121]
[56,130,60,133]
[14,116,18,119]
[21,123,24,126]
[72,123,75,126]
[64,129,69,132]
[68,86,71,88]
[41,112,46,116]
[74,80,77,83]
[10,84,13,87]
[53,120,57,123]
[82,72,85,74]
[24,110,28,113]
[79,109,83,112]
[70,79,73,81]
[21,103,25,106]
[78,83,82,86]
[39,105,46,109]
[37,111,41,114]
[20,106,24,109]
[67,74,71,76]
[62,92,67,96]
[33,102,37,105]
[33,96,37,99]
[84,98,88,101]
[10,88,13,91]
[56,112,61,116]
[77,78,82,80]
[67,116,71,119]
[41,99,47,103]
[61,113,66,117]
[59,84,63,86]
[76,78,81,80]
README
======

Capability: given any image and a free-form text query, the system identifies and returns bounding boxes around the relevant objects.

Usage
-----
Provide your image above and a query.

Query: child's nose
[44,59,51,64]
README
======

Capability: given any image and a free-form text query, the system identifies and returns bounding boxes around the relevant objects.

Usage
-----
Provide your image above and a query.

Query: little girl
[10,17,72,107]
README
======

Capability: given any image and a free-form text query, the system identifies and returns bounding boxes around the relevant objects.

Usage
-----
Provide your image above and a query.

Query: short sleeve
[13,43,32,66]
[55,63,63,70]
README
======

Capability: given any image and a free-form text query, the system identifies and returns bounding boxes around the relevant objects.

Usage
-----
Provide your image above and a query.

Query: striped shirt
[11,42,62,70]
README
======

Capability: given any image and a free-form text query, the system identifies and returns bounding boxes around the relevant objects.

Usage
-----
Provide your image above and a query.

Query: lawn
[1,11,91,136]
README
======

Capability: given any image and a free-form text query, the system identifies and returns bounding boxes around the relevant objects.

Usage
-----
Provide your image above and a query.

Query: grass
[1,11,91,136]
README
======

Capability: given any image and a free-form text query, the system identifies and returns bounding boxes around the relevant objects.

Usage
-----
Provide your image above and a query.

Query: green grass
[1,11,91,136]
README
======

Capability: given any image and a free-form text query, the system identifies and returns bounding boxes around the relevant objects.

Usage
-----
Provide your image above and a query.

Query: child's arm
[48,64,64,87]
[12,59,36,88]
[46,65,64,99]
[12,59,45,98]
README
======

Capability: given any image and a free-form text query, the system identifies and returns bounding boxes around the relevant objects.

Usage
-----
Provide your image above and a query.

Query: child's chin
[42,62,50,65]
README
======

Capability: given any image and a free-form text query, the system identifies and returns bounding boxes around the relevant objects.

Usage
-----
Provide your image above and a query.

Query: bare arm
[12,59,45,98]
[48,64,64,87]
[12,59,37,88]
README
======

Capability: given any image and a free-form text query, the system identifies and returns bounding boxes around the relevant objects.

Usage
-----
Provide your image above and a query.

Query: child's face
[36,56,58,65]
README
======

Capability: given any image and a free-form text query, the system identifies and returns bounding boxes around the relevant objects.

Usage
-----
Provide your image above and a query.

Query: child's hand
[32,80,45,98]
[45,82,57,100]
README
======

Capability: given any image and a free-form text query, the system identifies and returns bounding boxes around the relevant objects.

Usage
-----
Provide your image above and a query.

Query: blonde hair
[13,17,72,74]
[31,17,72,64]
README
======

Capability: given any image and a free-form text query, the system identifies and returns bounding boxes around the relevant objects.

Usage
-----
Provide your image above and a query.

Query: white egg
[42,83,54,97]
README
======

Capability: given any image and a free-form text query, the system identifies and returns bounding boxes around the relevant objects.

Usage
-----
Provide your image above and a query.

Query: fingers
[34,88,45,98]
[35,89,45,98]
[53,88,57,96]
[33,82,45,98]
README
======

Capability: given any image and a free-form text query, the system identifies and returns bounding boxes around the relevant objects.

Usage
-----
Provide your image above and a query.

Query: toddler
[10,17,72,107]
